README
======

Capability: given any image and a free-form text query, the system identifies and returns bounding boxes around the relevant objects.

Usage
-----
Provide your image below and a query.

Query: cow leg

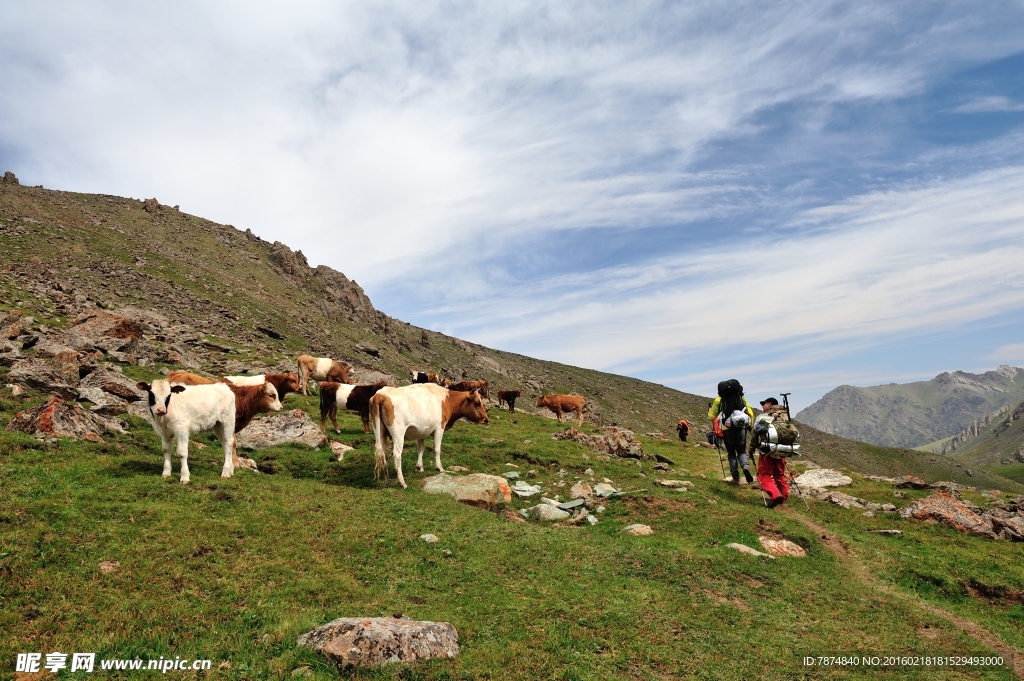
[392,437,407,489]
[360,408,371,434]
[216,422,234,478]
[555,408,563,423]
[330,404,339,433]
[416,439,426,472]
[160,433,173,477]
[175,431,191,484]
[433,429,445,472]
[577,408,583,427]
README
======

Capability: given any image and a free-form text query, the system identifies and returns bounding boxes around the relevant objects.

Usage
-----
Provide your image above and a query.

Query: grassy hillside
[2,384,1024,679]
[1,180,1014,490]
[796,368,1024,449]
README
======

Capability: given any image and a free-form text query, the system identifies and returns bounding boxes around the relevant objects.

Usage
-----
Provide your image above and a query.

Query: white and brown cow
[370,383,489,488]
[297,355,351,395]
[319,380,388,434]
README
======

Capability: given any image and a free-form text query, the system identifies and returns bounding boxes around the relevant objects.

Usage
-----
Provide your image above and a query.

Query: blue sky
[2,2,1023,412]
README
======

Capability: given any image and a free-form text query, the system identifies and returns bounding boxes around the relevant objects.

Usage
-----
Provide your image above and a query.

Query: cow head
[279,373,300,396]
[137,380,186,417]
[459,389,489,425]
[535,395,546,407]
[263,382,283,412]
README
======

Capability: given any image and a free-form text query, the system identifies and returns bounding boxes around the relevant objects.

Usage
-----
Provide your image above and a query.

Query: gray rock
[356,342,380,357]
[527,504,571,521]
[297,615,458,670]
[570,481,593,499]
[420,534,439,543]
[557,498,586,511]
[79,366,145,401]
[502,471,520,480]
[236,409,327,450]
[621,524,654,536]
[511,481,542,498]
[593,483,617,497]
[422,473,511,510]
[726,543,774,559]
[8,359,78,399]
[587,514,598,525]
[5,395,108,440]
[794,469,853,490]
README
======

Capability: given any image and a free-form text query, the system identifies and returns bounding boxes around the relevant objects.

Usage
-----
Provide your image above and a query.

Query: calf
[320,380,388,434]
[411,371,448,386]
[297,354,351,395]
[497,389,521,413]
[137,379,235,483]
[536,393,586,426]
[371,384,489,488]
[448,379,489,399]
[225,372,301,399]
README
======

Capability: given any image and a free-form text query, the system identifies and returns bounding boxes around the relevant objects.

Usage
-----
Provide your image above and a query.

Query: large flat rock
[422,473,512,510]
[298,615,458,670]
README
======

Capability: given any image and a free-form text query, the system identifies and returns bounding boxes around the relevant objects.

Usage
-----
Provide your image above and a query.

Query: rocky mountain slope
[796,366,1024,448]
[2,174,1019,490]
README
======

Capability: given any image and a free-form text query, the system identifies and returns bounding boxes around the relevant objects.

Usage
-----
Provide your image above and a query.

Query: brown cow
[536,394,586,426]
[227,381,283,467]
[166,371,218,385]
[497,389,521,413]
[167,371,300,401]
[370,384,489,488]
[297,354,351,395]
[319,380,388,434]
[448,379,489,399]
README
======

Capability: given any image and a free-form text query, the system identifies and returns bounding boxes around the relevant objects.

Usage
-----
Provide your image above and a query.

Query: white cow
[137,379,236,483]
[370,383,489,488]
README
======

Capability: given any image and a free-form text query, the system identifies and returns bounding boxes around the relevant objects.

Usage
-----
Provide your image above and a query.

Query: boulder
[794,469,853,490]
[422,473,512,510]
[551,426,647,459]
[526,504,571,521]
[593,483,618,497]
[928,481,975,493]
[348,368,395,386]
[893,475,929,489]
[0,310,24,340]
[899,492,997,538]
[159,343,199,368]
[621,524,654,536]
[758,537,806,557]
[52,350,83,384]
[68,309,142,340]
[235,410,327,450]
[79,366,145,402]
[6,396,110,439]
[0,339,22,366]
[77,387,130,415]
[8,359,79,399]
[297,616,458,670]
[990,515,1024,542]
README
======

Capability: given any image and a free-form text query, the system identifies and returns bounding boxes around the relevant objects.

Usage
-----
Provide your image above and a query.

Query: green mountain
[795,367,1024,448]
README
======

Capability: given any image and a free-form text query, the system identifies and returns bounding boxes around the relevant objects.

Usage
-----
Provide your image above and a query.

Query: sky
[2,1,1024,412]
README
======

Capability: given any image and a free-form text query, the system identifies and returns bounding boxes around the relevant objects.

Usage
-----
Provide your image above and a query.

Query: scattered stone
[893,475,929,489]
[356,341,381,357]
[657,479,693,489]
[899,492,996,538]
[511,481,543,498]
[69,309,143,340]
[551,426,647,458]
[291,666,314,677]
[420,534,439,544]
[236,409,327,450]
[504,462,519,468]
[447,465,471,472]
[587,515,598,525]
[98,560,119,574]
[501,471,520,480]
[7,383,23,396]
[794,469,853,490]
[527,504,571,521]
[893,491,907,499]
[297,616,459,670]
[929,481,976,493]
[583,468,594,476]
[809,490,896,512]
[557,498,587,511]
[593,483,617,497]
[595,505,606,514]
[422,473,512,510]
[726,543,774,559]
[330,441,354,461]
[645,431,666,439]
[757,537,806,557]
[867,529,903,536]
[8,358,79,399]
[570,481,593,499]
[621,524,653,536]
[863,474,897,483]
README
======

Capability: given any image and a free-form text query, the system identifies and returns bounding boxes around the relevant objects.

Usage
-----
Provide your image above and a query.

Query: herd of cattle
[135,354,587,487]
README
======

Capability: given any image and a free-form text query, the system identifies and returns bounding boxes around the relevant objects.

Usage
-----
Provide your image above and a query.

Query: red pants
[757,455,789,502]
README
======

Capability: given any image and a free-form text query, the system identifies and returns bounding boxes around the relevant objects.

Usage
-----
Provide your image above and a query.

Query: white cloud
[953,96,1024,113]
[991,343,1024,364]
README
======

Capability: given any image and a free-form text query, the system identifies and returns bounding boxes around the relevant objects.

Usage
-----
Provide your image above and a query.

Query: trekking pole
[783,458,811,510]
[714,436,727,481]
[780,392,792,419]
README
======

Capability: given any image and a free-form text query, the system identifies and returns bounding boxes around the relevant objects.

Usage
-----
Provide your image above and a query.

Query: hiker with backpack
[749,396,800,508]
[707,379,755,484]
[676,418,690,442]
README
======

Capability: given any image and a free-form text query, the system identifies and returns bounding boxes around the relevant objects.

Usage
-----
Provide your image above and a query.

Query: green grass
[2,384,1021,680]
[989,464,1024,485]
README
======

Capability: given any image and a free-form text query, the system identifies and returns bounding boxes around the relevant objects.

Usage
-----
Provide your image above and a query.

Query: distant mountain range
[795,366,1024,448]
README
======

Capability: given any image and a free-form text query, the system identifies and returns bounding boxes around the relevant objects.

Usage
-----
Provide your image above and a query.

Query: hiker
[676,418,690,442]
[708,380,755,484]
[750,397,790,508]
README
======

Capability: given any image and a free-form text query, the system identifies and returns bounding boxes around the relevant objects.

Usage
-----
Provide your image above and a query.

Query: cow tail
[371,395,387,482]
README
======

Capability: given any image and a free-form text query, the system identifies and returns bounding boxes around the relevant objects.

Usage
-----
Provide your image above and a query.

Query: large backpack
[717,379,746,424]
[753,415,801,456]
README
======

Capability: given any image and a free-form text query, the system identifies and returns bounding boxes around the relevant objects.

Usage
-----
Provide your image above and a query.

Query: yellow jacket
[708,396,755,429]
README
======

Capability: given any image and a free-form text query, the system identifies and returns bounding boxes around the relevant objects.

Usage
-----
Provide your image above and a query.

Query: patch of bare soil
[963,580,1024,607]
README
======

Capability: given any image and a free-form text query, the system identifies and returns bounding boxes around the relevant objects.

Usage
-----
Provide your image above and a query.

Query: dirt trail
[783,507,1023,679]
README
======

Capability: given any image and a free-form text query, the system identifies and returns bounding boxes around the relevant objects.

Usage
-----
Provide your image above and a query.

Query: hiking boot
[730,475,740,485]
[766,496,784,509]
[743,468,754,484]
